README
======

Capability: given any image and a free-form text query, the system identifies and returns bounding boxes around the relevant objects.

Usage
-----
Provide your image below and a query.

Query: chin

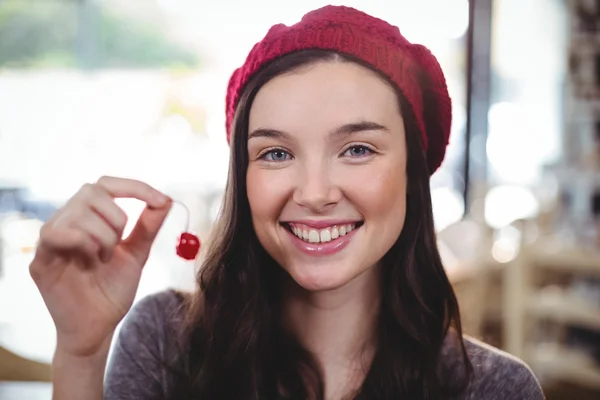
[285,262,357,292]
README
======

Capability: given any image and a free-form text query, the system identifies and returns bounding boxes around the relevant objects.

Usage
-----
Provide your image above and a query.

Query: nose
[292,161,342,213]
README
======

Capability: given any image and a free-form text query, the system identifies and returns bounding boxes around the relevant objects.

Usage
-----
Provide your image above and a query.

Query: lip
[282,219,362,229]
[283,223,361,256]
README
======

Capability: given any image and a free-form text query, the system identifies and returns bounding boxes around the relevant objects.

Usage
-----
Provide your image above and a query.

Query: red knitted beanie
[225,5,451,174]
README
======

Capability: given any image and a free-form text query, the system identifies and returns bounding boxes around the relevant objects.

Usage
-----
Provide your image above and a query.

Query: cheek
[246,167,289,224]
[348,163,407,218]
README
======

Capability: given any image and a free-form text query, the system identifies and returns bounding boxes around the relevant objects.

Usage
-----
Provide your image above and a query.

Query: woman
[31,5,544,400]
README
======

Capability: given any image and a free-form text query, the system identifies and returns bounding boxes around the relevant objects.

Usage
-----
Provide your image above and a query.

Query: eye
[259,148,293,162]
[342,145,374,158]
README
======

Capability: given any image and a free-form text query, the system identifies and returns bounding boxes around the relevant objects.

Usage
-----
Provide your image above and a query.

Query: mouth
[280,220,364,246]
[280,220,364,256]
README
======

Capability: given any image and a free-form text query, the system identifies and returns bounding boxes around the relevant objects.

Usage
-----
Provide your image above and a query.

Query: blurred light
[431,187,465,231]
[386,0,469,42]
[157,114,193,141]
[491,237,518,263]
[435,0,470,39]
[155,0,195,15]
[492,0,566,79]
[155,0,319,26]
[485,185,540,229]
[491,224,521,263]
[156,0,469,42]
[487,102,551,184]
[488,0,564,179]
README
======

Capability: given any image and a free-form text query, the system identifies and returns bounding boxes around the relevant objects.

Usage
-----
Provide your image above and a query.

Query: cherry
[173,200,201,261]
[176,232,200,260]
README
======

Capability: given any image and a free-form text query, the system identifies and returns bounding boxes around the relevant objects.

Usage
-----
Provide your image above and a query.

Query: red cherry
[176,232,200,260]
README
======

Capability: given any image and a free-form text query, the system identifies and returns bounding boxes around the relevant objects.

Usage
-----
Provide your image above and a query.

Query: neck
[282,267,380,398]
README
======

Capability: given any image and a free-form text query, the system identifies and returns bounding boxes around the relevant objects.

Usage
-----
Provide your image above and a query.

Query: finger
[33,225,100,276]
[40,226,99,255]
[71,211,120,262]
[95,176,169,208]
[85,188,128,238]
[122,200,172,265]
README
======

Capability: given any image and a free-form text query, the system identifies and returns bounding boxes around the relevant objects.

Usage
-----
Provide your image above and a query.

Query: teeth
[331,227,339,239]
[289,223,358,244]
[320,230,331,242]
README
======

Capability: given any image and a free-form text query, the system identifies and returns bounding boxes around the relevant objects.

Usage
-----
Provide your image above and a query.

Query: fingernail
[155,193,169,206]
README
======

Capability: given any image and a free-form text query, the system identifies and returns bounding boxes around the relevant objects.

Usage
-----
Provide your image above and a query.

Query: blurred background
[0,0,598,399]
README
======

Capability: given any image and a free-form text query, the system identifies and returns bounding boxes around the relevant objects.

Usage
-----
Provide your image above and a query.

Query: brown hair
[175,49,472,399]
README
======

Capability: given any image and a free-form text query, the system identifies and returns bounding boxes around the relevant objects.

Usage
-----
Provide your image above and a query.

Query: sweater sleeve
[104,290,184,400]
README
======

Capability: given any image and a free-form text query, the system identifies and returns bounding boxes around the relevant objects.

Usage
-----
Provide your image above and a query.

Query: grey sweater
[104,290,545,399]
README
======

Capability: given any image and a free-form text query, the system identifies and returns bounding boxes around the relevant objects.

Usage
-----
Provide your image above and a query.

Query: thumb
[122,201,172,265]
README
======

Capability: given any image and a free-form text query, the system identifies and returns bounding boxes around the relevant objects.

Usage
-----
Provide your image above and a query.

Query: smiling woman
[246,59,408,293]
[30,5,545,400]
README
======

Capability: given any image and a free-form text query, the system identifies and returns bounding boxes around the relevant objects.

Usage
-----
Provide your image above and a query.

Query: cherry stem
[172,200,190,232]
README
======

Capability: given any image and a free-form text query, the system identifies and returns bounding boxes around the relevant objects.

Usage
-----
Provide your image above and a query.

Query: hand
[30,176,172,358]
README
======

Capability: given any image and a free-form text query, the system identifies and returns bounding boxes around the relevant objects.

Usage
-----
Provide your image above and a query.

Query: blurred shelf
[528,345,600,391]
[530,243,600,276]
[527,292,600,331]
[0,346,51,381]
[445,257,505,284]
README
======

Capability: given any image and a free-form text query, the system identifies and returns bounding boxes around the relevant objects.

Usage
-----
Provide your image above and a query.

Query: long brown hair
[175,49,472,399]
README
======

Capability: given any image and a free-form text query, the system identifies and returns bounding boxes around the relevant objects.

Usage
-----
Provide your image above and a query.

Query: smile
[281,220,364,255]
[287,222,359,243]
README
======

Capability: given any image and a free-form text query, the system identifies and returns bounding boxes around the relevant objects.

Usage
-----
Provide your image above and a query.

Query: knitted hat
[225,5,451,174]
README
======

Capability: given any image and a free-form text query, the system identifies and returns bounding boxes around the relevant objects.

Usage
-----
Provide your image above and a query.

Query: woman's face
[246,61,408,291]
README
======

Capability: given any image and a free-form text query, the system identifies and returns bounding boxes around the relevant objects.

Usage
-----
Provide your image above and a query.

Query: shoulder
[461,336,545,400]
[123,289,187,330]
[116,289,189,358]
[105,290,189,399]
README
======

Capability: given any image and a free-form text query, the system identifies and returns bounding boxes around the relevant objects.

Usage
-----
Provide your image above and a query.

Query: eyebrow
[248,120,389,141]
[333,121,389,136]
